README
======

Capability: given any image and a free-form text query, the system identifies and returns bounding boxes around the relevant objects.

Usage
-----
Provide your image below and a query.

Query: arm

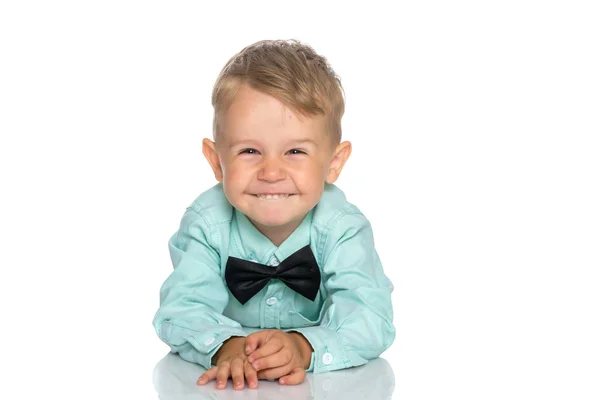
[285,212,396,374]
[152,207,247,370]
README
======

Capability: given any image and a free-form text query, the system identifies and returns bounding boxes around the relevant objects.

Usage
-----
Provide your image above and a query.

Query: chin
[249,208,308,228]
[250,215,294,228]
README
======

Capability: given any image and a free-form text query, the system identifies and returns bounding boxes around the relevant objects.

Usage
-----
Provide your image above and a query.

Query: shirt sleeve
[285,212,396,374]
[152,207,247,369]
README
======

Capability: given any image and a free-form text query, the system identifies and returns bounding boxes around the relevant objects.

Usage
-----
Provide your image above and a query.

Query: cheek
[223,161,251,180]
[310,160,329,180]
[293,162,327,187]
[222,165,249,204]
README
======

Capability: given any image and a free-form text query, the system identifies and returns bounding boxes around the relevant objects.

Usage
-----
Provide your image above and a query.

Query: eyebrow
[227,139,259,148]
[227,138,318,148]
[289,139,318,146]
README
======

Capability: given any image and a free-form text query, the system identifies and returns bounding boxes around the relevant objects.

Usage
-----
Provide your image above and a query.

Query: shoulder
[313,183,364,227]
[312,184,372,244]
[185,183,234,228]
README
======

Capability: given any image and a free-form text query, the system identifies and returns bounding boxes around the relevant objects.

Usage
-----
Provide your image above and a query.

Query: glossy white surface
[153,352,395,399]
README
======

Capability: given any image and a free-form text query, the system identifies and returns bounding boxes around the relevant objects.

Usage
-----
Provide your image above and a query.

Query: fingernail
[280,379,286,384]
[252,362,259,370]
[246,346,251,353]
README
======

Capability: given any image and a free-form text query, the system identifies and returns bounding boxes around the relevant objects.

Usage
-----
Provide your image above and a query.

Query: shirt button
[269,258,279,266]
[322,352,333,365]
[203,337,215,346]
[266,297,278,306]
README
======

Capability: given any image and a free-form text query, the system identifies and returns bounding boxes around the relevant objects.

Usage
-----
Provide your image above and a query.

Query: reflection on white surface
[153,352,395,399]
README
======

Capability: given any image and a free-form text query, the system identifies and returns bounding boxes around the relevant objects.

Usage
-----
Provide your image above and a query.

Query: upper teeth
[257,194,289,199]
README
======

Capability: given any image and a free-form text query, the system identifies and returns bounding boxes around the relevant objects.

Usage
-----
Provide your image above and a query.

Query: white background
[1,1,599,399]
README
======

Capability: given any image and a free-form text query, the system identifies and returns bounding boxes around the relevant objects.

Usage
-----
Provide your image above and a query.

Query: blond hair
[211,39,345,143]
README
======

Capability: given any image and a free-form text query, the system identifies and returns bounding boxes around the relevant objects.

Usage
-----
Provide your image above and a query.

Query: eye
[287,149,306,155]
[239,148,259,155]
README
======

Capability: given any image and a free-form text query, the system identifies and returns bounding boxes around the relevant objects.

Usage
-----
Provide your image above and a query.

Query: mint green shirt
[152,183,395,374]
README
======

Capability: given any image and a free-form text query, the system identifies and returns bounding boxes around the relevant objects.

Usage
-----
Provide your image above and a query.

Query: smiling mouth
[254,193,294,200]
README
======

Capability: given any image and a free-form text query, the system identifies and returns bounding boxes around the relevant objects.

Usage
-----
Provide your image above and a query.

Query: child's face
[203,84,351,241]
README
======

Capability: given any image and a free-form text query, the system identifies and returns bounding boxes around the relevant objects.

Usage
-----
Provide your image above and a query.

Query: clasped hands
[197,330,313,390]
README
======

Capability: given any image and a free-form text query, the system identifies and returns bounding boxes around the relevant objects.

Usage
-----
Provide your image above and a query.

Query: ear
[326,141,352,184]
[202,138,224,182]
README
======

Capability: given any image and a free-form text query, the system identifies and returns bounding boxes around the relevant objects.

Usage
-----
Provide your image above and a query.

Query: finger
[256,363,294,380]
[248,337,284,364]
[245,330,272,355]
[196,366,218,385]
[251,347,292,371]
[230,358,245,391]
[279,367,306,386]
[215,361,231,389]
[244,360,259,389]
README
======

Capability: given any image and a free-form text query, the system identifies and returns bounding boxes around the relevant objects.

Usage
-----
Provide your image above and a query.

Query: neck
[250,217,304,247]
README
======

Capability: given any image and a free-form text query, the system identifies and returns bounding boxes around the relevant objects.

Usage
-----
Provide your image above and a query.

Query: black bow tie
[225,245,321,305]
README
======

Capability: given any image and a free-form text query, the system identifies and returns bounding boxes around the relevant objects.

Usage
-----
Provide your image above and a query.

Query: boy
[153,39,395,390]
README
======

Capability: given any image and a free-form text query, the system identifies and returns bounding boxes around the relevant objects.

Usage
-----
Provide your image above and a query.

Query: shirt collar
[233,208,313,265]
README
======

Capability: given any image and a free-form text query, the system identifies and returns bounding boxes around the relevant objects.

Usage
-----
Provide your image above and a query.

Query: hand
[245,329,313,385]
[196,336,258,390]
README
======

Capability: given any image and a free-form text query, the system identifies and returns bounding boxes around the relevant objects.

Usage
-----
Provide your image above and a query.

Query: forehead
[218,85,327,144]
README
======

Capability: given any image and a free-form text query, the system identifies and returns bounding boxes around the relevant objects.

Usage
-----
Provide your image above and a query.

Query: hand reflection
[153,352,395,400]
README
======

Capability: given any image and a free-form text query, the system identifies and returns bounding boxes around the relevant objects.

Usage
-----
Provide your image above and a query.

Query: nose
[257,157,286,182]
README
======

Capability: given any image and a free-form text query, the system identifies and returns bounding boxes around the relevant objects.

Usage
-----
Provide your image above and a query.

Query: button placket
[266,297,278,306]
[263,254,281,328]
